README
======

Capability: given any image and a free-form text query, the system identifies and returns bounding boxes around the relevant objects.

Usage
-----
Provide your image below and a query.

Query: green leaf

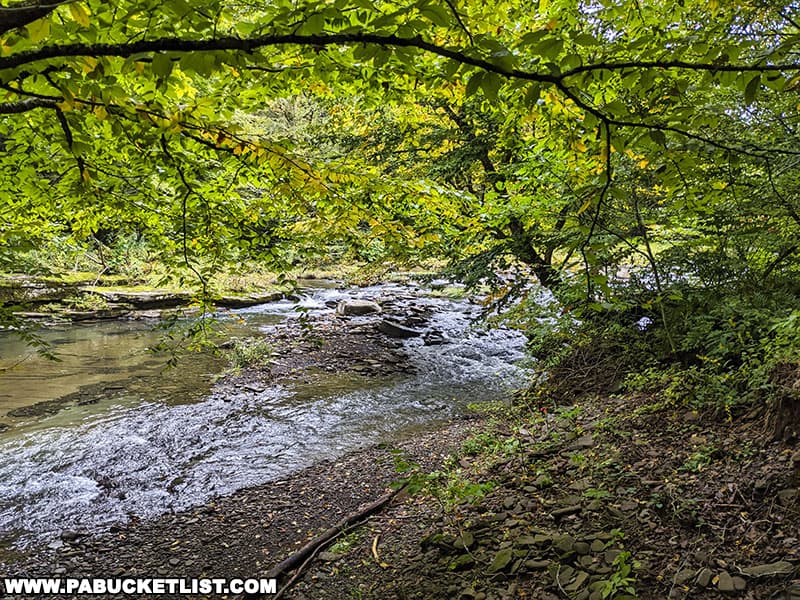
[152,53,173,78]
[420,5,451,27]
[744,74,760,104]
[465,71,484,97]
[535,37,563,60]
[69,3,91,27]
[604,100,628,116]
[303,12,325,34]
[26,18,50,43]
[649,129,666,146]
[574,33,599,46]
[764,73,786,91]
[480,72,502,101]
[525,82,541,105]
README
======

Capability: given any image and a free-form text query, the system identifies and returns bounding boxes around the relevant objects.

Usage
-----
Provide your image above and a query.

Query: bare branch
[0,1,67,36]
[0,97,56,113]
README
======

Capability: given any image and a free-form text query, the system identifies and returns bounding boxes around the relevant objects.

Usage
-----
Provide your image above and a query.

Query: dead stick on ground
[274,522,359,599]
[244,486,403,599]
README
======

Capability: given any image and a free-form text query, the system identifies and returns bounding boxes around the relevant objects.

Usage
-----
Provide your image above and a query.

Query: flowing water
[0,283,529,548]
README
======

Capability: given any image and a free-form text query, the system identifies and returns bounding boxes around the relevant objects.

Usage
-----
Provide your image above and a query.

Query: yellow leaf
[69,3,91,27]
[26,18,50,43]
[82,56,98,74]
[577,198,593,215]
[93,105,108,120]
[638,159,649,169]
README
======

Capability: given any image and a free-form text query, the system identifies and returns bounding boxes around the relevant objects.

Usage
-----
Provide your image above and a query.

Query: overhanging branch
[0,1,67,36]
[0,97,57,113]
[4,31,800,157]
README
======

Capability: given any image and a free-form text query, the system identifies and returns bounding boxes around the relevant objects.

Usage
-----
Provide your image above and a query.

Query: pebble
[523,559,550,570]
[673,568,695,585]
[551,505,583,520]
[553,534,576,554]
[741,560,795,577]
[717,570,735,592]
[696,567,713,587]
[573,541,591,555]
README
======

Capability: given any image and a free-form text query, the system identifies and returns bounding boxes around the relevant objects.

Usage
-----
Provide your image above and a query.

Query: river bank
[3,389,799,600]
[4,282,798,599]
[1,416,482,598]
[0,281,528,574]
[283,395,800,600]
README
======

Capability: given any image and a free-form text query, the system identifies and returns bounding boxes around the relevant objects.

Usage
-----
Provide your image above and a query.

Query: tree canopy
[2,0,800,314]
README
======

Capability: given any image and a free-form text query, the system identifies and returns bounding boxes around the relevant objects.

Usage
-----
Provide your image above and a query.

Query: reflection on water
[0,285,529,548]
[0,323,169,412]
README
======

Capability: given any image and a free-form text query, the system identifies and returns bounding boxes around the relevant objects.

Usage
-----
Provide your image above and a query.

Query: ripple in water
[0,287,528,546]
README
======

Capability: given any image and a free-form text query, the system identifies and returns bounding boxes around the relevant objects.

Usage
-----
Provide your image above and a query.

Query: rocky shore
[1,418,481,599]
[3,286,798,599]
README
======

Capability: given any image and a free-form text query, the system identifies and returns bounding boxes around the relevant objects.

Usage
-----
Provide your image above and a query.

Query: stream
[0,283,529,549]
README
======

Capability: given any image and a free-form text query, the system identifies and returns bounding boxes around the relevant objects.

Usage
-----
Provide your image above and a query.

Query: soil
[3,307,800,599]
[285,396,800,600]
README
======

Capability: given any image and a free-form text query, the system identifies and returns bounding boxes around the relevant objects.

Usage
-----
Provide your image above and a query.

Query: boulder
[378,318,423,338]
[335,299,381,316]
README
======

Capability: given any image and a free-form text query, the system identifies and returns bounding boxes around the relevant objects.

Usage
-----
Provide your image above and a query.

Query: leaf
[649,129,667,146]
[487,548,513,573]
[577,198,593,215]
[465,71,483,97]
[574,33,599,46]
[26,18,50,43]
[535,37,563,60]
[152,53,173,78]
[420,5,451,27]
[744,74,760,104]
[604,100,628,117]
[480,72,502,101]
[69,3,91,27]
[525,82,541,105]
[303,12,325,34]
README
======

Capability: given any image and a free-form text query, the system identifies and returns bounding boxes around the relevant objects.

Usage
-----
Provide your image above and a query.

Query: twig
[371,534,389,568]
[251,487,403,598]
[273,523,356,599]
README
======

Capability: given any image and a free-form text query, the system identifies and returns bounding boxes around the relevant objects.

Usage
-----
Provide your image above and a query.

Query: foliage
[227,336,273,370]
[599,550,638,599]
[1,0,800,431]
[2,0,799,292]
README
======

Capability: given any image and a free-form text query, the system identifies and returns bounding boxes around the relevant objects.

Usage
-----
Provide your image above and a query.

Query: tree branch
[54,105,86,178]
[560,58,800,78]
[0,97,56,113]
[0,1,67,36]
[4,31,800,159]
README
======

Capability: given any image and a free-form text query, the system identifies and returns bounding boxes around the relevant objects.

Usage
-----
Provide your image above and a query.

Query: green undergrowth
[226,336,273,371]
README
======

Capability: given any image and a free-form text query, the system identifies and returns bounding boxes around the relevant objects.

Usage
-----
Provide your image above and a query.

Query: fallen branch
[273,522,357,600]
[245,486,403,599]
